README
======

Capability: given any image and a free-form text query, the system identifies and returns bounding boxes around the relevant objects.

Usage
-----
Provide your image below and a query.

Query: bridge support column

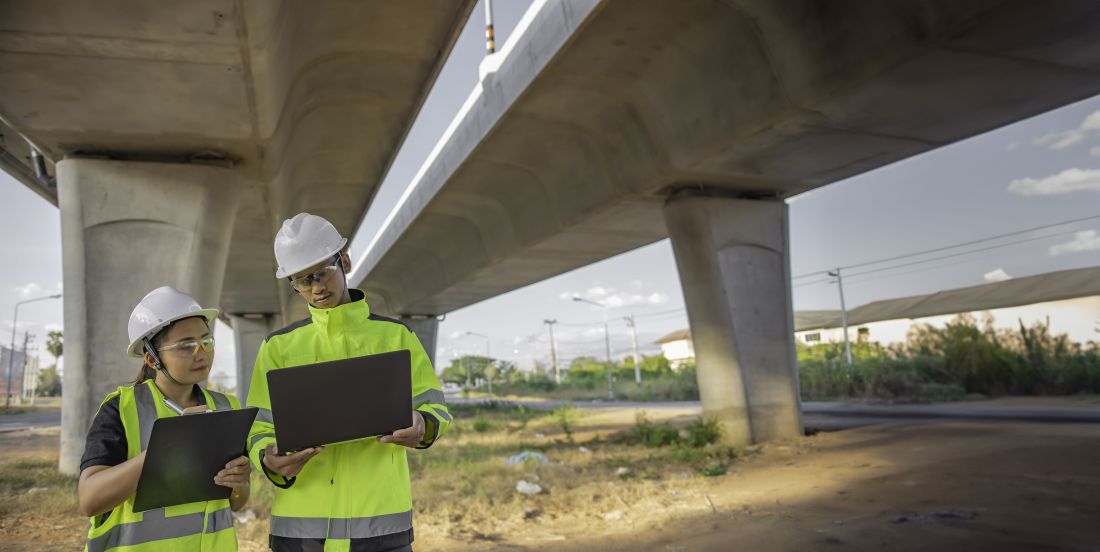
[401,316,440,368]
[663,193,802,446]
[57,159,241,474]
[228,314,275,404]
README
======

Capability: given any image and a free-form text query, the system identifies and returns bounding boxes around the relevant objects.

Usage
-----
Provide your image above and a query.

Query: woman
[78,286,250,551]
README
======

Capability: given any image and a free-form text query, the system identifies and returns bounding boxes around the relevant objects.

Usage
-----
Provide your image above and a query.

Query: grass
[0,445,78,519]
[0,405,756,549]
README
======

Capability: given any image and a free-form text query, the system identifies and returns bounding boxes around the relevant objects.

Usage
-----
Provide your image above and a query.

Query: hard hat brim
[273,237,348,279]
[125,308,220,358]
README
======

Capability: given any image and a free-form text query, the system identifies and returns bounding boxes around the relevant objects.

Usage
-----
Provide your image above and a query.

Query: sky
[3,0,1100,387]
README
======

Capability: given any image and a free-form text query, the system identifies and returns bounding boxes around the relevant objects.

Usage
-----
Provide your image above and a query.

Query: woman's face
[152,317,214,385]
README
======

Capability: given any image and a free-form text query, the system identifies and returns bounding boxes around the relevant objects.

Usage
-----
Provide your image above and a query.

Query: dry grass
[0,406,745,551]
[0,428,86,551]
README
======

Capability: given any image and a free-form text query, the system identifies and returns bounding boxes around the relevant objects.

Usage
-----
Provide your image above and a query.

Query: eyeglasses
[289,258,341,292]
[157,336,214,356]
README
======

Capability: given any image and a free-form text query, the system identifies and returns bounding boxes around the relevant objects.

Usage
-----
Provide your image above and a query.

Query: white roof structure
[795,266,1100,332]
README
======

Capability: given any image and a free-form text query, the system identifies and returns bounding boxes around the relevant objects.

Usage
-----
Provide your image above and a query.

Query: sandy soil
[414,420,1100,551]
[4,410,1100,551]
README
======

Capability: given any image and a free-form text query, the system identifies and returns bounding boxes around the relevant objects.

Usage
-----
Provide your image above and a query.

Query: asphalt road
[6,399,1100,434]
[0,408,61,433]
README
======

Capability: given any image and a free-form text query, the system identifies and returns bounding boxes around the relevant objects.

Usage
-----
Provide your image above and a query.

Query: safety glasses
[289,256,342,292]
[157,335,214,357]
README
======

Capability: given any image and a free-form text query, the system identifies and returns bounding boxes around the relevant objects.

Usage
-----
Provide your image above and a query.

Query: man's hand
[378,411,425,448]
[262,444,323,478]
[214,456,251,490]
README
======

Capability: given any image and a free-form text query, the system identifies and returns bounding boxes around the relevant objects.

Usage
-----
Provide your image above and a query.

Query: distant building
[795,266,1100,347]
[654,329,694,369]
[656,266,1100,363]
[22,355,39,400]
[0,346,27,403]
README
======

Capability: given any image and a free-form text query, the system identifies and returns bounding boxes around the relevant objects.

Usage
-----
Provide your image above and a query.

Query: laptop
[266,349,412,452]
[133,407,258,512]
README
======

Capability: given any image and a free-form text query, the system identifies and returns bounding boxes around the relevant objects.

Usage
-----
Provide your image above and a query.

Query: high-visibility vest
[84,379,240,552]
[246,289,451,552]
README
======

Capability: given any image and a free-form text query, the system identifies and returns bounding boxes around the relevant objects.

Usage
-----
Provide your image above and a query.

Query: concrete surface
[57,158,241,474]
[356,0,1100,318]
[665,194,801,445]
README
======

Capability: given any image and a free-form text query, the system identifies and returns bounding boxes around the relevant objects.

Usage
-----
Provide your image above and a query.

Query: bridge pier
[228,314,276,404]
[664,193,802,446]
[57,158,241,474]
[400,316,440,367]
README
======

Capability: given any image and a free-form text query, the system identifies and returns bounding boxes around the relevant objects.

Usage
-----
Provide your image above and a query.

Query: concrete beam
[57,158,241,474]
[664,193,801,446]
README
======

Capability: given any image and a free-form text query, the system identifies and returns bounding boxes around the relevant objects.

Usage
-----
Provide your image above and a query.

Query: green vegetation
[800,314,1100,400]
[446,314,1100,403]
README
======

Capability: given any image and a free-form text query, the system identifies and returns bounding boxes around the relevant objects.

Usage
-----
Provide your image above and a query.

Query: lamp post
[464,331,491,393]
[572,297,614,400]
[6,293,61,408]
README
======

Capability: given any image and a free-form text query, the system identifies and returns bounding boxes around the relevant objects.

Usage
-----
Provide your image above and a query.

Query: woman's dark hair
[131,316,210,385]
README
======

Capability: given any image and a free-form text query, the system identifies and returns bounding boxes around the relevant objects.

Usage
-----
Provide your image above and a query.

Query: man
[246,213,451,552]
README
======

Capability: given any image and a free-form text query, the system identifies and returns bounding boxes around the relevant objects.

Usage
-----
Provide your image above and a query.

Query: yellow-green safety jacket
[246,289,451,550]
[84,379,240,552]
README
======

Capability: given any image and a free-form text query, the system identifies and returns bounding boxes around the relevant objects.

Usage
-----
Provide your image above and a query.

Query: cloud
[561,285,669,308]
[1032,110,1100,151]
[1049,230,1100,257]
[1082,111,1100,132]
[1090,146,1100,158]
[13,282,44,299]
[983,268,1012,282]
[1004,140,1020,151]
[1008,168,1100,195]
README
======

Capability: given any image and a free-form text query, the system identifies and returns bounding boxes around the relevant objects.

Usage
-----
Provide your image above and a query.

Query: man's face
[290,253,351,309]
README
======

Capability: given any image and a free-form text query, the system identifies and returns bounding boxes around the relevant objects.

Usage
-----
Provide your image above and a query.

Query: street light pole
[464,331,491,393]
[6,293,61,408]
[572,297,613,400]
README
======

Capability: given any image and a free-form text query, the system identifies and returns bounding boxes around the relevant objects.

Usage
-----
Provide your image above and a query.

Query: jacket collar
[307,288,370,331]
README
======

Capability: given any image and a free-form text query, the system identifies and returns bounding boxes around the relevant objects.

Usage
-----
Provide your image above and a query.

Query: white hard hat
[273,212,348,279]
[126,286,219,358]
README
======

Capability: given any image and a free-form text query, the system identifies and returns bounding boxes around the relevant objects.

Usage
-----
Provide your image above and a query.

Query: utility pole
[544,319,560,384]
[624,315,641,384]
[828,267,854,369]
[18,332,30,406]
[573,297,613,400]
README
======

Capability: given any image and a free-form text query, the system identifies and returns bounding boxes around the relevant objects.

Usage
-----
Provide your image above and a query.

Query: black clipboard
[133,407,258,512]
[267,349,412,451]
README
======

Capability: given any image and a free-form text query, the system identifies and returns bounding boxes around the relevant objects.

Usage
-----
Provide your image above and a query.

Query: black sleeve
[79,396,128,472]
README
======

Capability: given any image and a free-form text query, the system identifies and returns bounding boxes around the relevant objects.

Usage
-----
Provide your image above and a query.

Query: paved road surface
[6,398,1100,434]
[0,408,61,433]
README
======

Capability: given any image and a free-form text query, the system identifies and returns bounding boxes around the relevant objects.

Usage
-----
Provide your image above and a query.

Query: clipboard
[133,407,258,512]
[266,349,412,451]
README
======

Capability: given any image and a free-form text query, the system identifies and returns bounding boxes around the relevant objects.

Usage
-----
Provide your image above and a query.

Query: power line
[792,214,1100,279]
[841,227,1084,280]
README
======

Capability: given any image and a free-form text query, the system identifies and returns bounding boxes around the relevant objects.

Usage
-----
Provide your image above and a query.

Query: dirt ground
[3,409,1100,551]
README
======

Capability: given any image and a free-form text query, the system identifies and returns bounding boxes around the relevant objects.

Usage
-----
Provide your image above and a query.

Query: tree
[38,331,63,397]
[37,365,61,396]
[46,331,62,361]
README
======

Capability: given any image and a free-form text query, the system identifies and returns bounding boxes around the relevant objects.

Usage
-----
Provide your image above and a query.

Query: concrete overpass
[352,0,1100,446]
[0,0,475,472]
